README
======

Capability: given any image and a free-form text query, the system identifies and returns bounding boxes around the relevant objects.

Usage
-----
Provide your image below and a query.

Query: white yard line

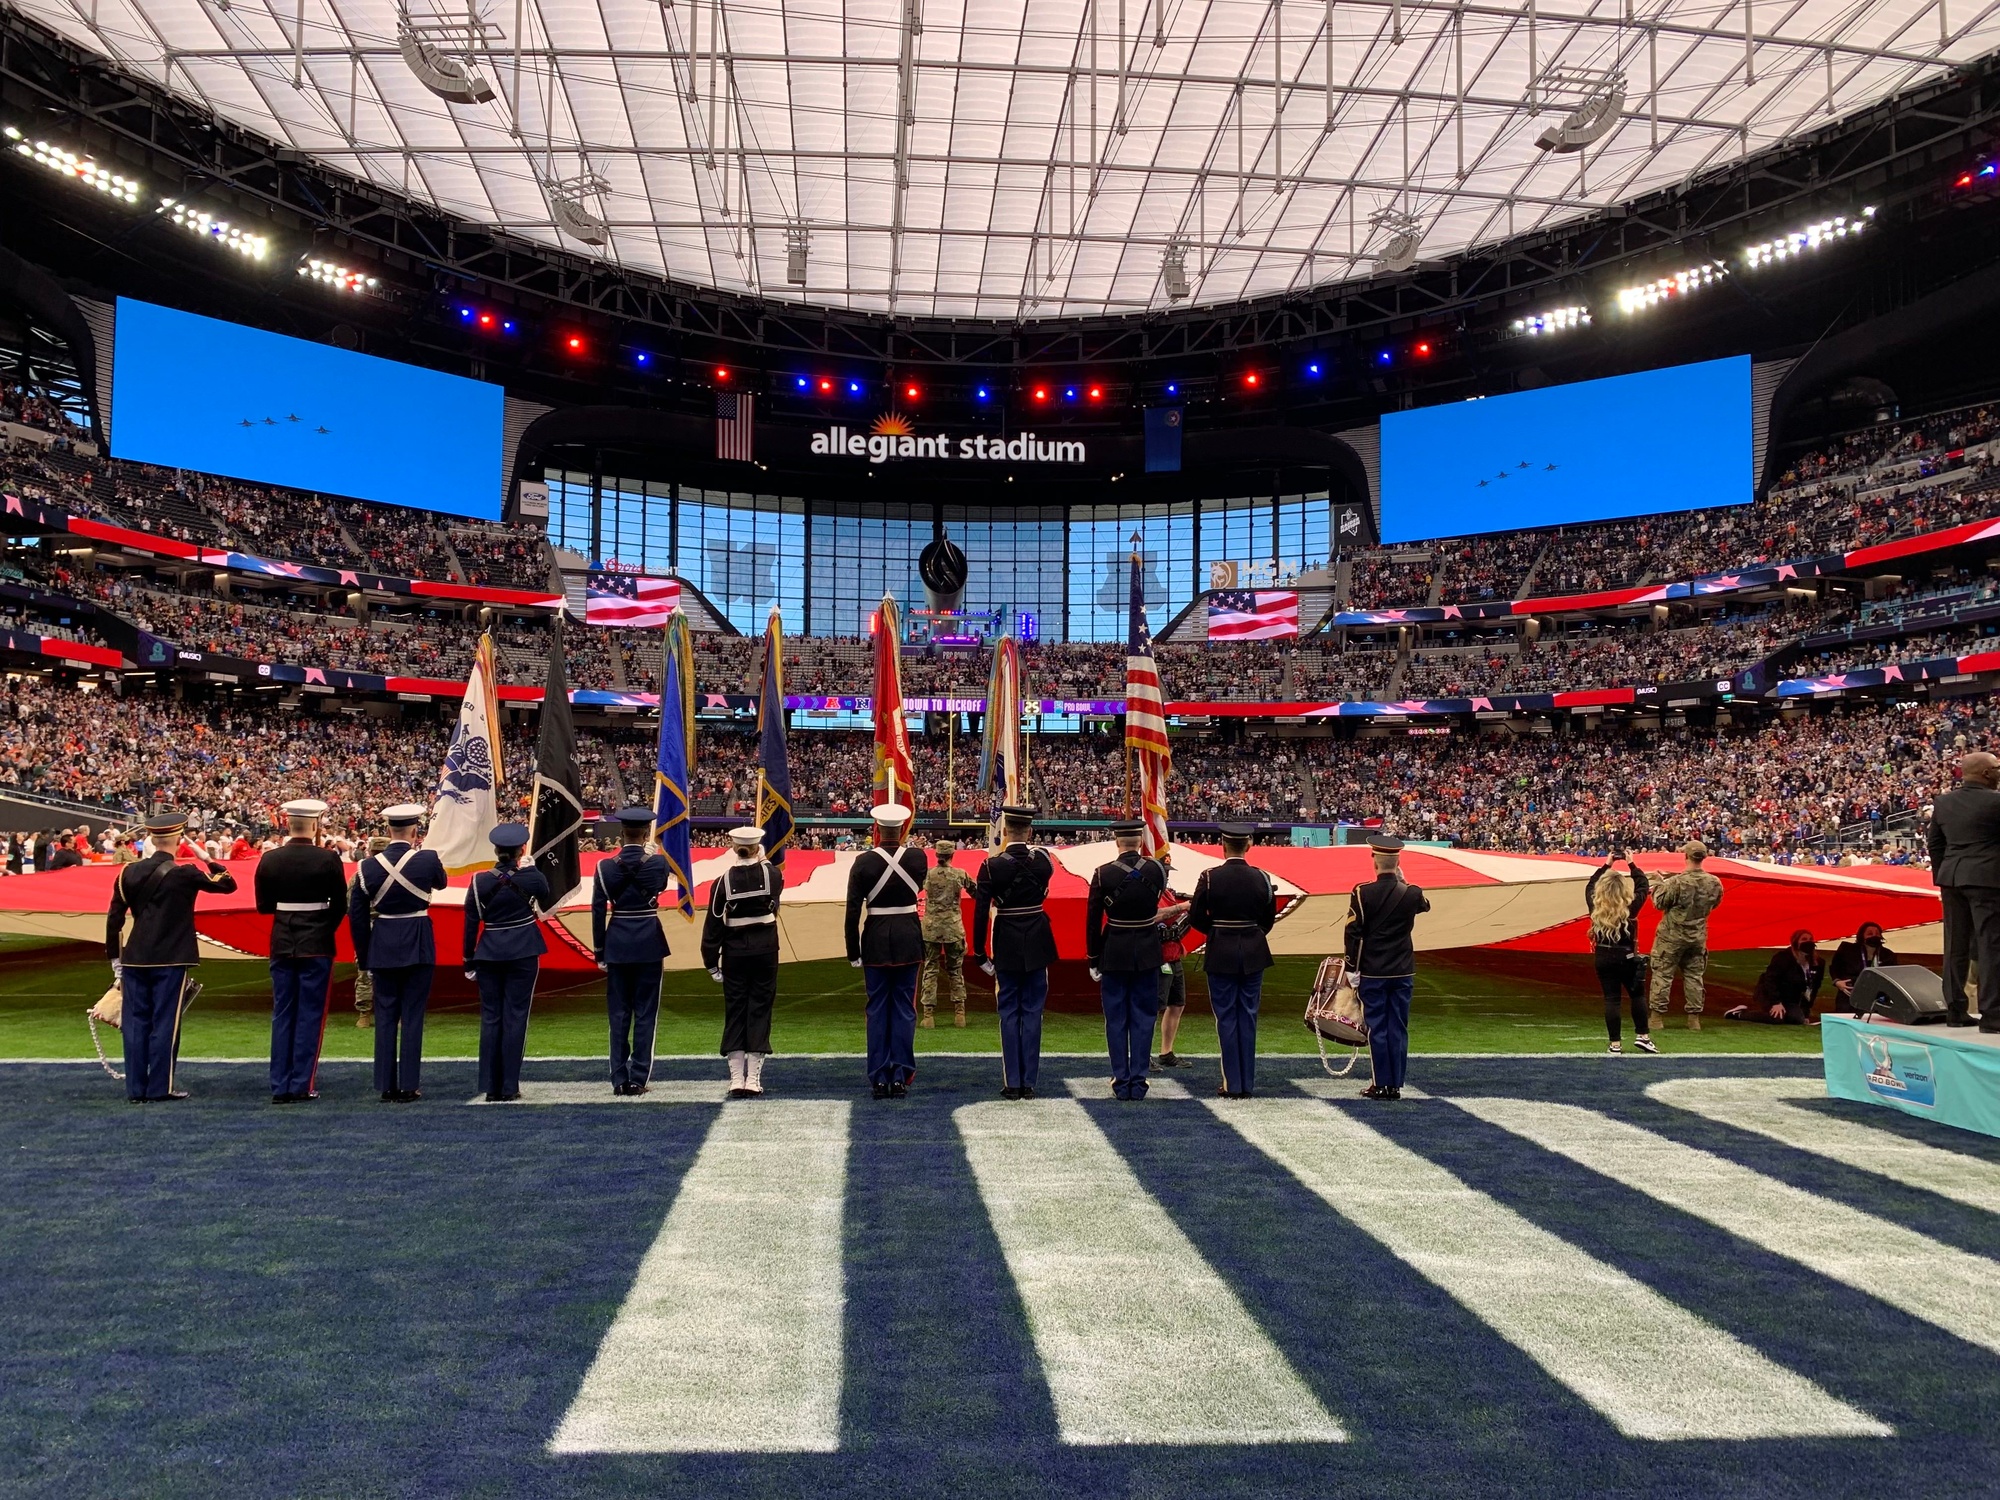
[954,1098,1344,1447]
[1452,1095,2000,1359]
[548,1100,849,1453]
[465,1081,728,1105]
[1647,1076,2000,1217]
[1213,1097,1887,1441]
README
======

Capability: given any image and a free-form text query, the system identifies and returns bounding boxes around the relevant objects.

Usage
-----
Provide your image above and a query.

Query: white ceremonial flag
[428,633,506,875]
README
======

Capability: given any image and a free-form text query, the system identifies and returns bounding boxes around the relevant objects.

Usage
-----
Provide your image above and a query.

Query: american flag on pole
[1206,589,1300,641]
[583,571,681,628]
[716,391,755,461]
[1124,538,1172,858]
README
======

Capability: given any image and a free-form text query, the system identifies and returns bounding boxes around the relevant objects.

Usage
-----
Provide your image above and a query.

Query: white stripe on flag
[955,1099,1344,1446]
[1212,1098,1887,1440]
[549,1100,848,1453]
[1648,1076,2000,1216]
[1451,1095,2000,1359]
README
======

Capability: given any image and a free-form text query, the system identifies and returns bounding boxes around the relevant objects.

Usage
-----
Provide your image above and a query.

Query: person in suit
[1189,823,1279,1098]
[972,804,1058,1099]
[255,798,350,1104]
[1926,750,2000,1030]
[591,807,671,1096]
[1727,930,1825,1024]
[1343,834,1430,1101]
[1828,921,1899,1015]
[105,810,237,1103]
[1085,821,1170,1101]
[348,803,449,1102]
[844,804,929,1098]
[463,823,552,1102]
[701,825,785,1097]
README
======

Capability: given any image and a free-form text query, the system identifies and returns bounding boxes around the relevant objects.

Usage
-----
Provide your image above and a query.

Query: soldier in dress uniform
[463,823,552,1103]
[1188,823,1279,1098]
[591,807,671,1096]
[844,803,929,1098]
[348,803,449,1102]
[1343,834,1431,1101]
[1085,821,1170,1100]
[255,798,350,1104]
[105,810,237,1103]
[971,804,1058,1099]
[701,825,785,1097]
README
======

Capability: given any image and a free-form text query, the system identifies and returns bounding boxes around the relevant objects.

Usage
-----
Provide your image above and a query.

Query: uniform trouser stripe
[1213,1097,1887,1440]
[549,1101,850,1453]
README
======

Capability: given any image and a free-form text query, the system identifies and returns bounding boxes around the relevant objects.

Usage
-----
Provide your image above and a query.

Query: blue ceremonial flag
[1144,405,1183,473]
[756,606,795,869]
[653,611,697,917]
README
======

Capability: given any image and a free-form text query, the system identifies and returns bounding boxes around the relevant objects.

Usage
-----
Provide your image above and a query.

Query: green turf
[0,936,1829,1059]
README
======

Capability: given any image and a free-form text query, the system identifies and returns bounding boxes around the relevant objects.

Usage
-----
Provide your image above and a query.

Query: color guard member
[1343,834,1430,1101]
[464,823,551,1103]
[844,803,928,1098]
[348,803,449,1101]
[591,807,671,1096]
[972,804,1058,1099]
[1188,823,1278,1097]
[256,798,349,1104]
[1085,821,1170,1100]
[701,825,785,1097]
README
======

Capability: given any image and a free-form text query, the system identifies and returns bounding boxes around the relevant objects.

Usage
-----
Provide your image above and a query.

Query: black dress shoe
[872,1083,890,1100]
[1947,1009,1975,1027]
[628,1083,649,1096]
[402,1090,422,1102]
[612,1084,628,1096]
[272,1094,294,1105]
[485,1091,503,1103]
[1019,1086,1036,1100]
[1001,1087,1021,1100]
[128,1097,146,1105]
[381,1091,398,1103]
[501,1092,522,1102]
[1360,1084,1390,1099]
[889,1083,909,1098]
[1981,1018,2000,1034]
[1215,1086,1236,1099]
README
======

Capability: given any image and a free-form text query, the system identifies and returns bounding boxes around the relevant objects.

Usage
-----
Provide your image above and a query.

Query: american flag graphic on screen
[584,571,681,628]
[1206,589,1300,641]
[716,391,755,461]
[1124,543,1172,858]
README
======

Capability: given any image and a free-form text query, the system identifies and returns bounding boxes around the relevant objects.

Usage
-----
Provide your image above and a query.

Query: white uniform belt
[869,903,919,916]
[610,910,659,919]
[996,904,1046,915]
[276,901,329,912]
[483,918,537,931]
[1107,917,1157,928]
[375,911,428,920]
[724,911,777,927]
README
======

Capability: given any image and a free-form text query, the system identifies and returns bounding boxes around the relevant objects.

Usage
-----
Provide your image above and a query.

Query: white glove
[1088,966,1103,983]
[979,959,996,977]
[595,961,608,972]
[708,968,724,983]
[464,968,477,981]
[111,959,123,981]
[850,958,863,968]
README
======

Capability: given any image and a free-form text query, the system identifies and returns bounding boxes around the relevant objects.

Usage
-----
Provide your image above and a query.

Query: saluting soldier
[1188,823,1278,1098]
[701,825,785,1097]
[348,803,449,1102]
[844,803,929,1098]
[591,807,671,1097]
[255,798,350,1105]
[1343,834,1431,1101]
[105,810,238,1103]
[972,804,1058,1100]
[463,823,552,1103]
[1085,821,1170,1101]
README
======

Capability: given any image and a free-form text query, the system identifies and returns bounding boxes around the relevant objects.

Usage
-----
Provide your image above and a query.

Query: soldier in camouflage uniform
[1648,840,1726,1029]
[349,835,392,1029]
[918,840,978,1028]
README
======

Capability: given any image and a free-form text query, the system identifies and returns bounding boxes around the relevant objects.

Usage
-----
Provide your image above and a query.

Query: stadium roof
[18,0,2000,320]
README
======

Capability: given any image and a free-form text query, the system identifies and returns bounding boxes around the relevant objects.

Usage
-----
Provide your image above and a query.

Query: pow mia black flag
[528,614,584,901]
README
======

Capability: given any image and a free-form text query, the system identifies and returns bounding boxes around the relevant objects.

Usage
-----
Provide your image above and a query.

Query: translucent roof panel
[20,0,1999,319]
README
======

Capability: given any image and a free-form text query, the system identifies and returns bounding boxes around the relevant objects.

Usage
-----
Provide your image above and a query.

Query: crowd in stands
[1348,553,1436,611]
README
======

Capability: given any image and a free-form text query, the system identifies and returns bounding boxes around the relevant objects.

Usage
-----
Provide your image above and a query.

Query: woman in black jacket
[1727,931,1825,1024]
[1586,855,1655,1054]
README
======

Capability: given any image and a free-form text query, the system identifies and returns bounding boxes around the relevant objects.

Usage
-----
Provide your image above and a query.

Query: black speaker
[1854,965,1950,1025]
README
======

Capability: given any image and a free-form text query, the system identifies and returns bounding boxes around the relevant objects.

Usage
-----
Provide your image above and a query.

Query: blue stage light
[1064,386,1078,401]
[975,386,990,401]
[796,375,811,390]
[1306,361,1322,377]
[1165,382,1178,396]
[635,352,649,365]
[1377,350,1393,365]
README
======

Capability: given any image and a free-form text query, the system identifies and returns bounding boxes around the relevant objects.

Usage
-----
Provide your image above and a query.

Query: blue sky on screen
[1378,355,1751,544]
[109,297,504,521]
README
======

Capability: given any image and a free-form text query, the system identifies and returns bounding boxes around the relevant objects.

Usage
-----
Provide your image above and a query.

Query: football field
[4,1049,1998,1500]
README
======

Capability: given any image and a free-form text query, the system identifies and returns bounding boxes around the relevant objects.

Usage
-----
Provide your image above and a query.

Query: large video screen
[109,297,504,520]
[1377,355,1751,544]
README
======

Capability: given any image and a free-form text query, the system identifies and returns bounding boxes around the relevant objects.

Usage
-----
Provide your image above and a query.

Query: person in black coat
[348,802,449,1102]
[106,810,238,1103]
[1586,855,1656,1054]
[591,807,672,1097]
[1828,921,1900,1015]
[1926,750,2000,1030]
[255,798,350,1104]
[972,805,1059,1099]
[844,804,928,1098]
[701,825,785,1097]
[1727,931,1825,1024]
[1085,822,1171,1101]
[1188,824,1278,1098]
[1343,834,1430,1101]
[464,823,552,1102]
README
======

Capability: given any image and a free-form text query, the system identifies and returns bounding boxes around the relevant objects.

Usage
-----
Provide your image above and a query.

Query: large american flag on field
[716,391,755,462]
[1207,589,1300,641]
[1124,540,1172,857]
[584,571,681,627]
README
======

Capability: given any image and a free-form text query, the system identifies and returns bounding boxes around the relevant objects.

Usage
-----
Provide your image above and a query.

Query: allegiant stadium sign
[809,417,1086,465]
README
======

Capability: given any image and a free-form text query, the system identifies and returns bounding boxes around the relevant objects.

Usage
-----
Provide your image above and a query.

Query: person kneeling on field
[1726,930,1824,1024]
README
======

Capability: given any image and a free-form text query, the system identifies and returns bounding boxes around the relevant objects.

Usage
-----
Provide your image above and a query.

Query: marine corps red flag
[871,593,915,838]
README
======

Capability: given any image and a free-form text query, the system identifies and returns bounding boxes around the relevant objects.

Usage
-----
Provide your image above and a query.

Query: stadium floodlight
[1531,68,1626,155]
[396,8,497,106]
[1162,241,1190,301]
[1613,261,1727,315]
[7,127,142,204]
[1510,305,1591,337]
[1369,209,1423,274]
[159,199,269,260]
[785,224,810,285]
[544,169,612,246]
[298,256,381,294]
[1741,207,1876,270]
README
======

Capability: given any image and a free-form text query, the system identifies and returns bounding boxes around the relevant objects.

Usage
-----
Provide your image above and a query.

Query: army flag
[1124,539,1172,858]
[978,631,1025,848]
[653,610,697,917]
[527,614,584,902]
[755,606,795,869]
[427,632,505,875]
[871,593,915,832]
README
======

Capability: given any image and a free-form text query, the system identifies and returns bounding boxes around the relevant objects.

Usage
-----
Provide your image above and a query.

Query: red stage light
[1032,386,1049,402]
[904,383,920,400]
[1088,385,1103,401]
[1244,371,1260,388]
[478,313,494,327]
[565,335,585,353]
[1415,341,1432,357]
[714,366,730,382]
[818,378,834,394]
